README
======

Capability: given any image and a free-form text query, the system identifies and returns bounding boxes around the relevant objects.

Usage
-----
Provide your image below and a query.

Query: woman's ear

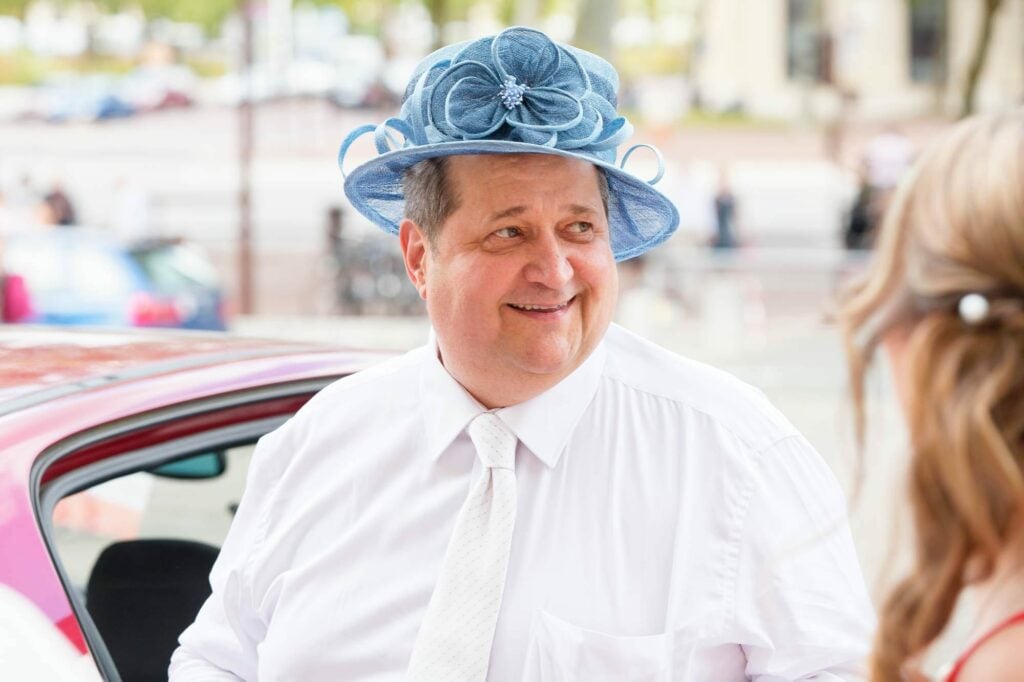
[399,219,429,300]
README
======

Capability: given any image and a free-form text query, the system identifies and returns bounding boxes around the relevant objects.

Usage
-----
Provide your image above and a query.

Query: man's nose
[523,232,574,287]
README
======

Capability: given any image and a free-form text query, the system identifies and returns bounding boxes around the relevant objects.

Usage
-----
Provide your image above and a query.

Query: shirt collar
[419,341,487,463]
[418,334,607,469]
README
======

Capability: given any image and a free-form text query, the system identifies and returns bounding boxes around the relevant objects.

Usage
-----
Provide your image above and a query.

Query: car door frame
[29,376,340,682]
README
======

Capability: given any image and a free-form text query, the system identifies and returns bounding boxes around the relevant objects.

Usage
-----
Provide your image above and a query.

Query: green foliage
[0,0,31,18]
[497,0,515,24]
[0,50,46,85]
[0,51,135,85]
[184,55,228,78]
[136,0,237,34]
[617,44,683,78]
[302,0,391,34]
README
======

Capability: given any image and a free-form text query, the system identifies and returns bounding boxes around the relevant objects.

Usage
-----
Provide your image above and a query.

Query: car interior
[86,538,219,681]
[46,445,258,682]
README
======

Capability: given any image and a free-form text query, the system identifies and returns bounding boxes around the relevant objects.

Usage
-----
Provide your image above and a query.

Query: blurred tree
[680,0,706,78]
[0,0,32,16]
[573,0,617,59]
[500,0,537,26]
[960,0,1005,117]
[310,0,394,34]
[73,0,237,34]
[0,0,216,29]
[422,0,474,48]
[908,0,948,115]
[423,0,448,47]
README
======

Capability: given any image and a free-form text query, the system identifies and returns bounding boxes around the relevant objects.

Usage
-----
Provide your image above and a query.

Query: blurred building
[695,0,1023,120]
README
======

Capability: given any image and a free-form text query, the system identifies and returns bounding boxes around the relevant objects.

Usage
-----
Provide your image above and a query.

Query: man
[171,27,873,680]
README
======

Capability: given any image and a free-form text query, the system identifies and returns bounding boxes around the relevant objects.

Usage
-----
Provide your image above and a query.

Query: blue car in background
[32,74,136,123]
[2,229,228,330]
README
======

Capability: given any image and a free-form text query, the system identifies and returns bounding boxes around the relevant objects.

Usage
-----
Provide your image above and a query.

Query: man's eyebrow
[488,204,599,221]
[489,206,528,221]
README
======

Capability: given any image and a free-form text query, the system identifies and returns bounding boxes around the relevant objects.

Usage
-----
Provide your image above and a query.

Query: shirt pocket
[521,610,681,682]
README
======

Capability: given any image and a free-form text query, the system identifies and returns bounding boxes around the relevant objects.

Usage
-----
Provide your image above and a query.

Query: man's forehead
[447,152,599,175]
[446,154,605,200]
[442,153,608,221]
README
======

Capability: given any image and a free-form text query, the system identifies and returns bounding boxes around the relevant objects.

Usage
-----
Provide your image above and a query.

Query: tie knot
[467,412,517,470]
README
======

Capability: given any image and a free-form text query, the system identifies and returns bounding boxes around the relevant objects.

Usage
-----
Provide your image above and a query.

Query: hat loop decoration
[339,118,418,178]
[339,26,681,261]
[619,144,666,185]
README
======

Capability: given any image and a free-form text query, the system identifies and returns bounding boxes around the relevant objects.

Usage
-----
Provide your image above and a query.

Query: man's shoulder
[253,346,425,476]
[293,345,426,423]
[601,325,798,452]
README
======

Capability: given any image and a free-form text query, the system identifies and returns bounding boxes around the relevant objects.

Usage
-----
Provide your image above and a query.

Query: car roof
[0,326,373,413]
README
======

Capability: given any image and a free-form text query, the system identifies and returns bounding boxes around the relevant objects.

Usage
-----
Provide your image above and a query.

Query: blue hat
[338,26,679,261]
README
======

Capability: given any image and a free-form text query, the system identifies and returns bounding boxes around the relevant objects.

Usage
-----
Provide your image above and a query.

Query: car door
[31,377,338,681]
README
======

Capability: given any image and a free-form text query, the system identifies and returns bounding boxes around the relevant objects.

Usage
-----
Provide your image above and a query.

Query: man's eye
[568,221,593,233]
[494,227,521,238]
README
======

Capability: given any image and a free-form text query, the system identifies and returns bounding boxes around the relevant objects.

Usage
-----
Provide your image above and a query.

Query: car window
[5,239,65,293]
[4,238,135,301]
[70,248,136,301]
[51,445,252,589]
[130,243,220,293]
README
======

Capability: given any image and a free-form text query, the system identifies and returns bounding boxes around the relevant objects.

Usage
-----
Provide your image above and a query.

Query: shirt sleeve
[732,434,876,681]
[168,425,292,681]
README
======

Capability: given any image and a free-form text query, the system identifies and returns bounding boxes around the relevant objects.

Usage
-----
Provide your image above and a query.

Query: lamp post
[238,0,254,315]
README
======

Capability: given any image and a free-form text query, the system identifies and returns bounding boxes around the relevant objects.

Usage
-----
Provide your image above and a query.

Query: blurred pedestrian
[711,164,740,249]
[861,124,914,223]
[843,161,882,250]
[42,180,77,226]
[0,237,32,323]
[840,109,1024,681]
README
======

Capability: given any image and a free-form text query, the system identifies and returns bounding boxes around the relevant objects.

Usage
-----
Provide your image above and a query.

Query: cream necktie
[407,411,518,682]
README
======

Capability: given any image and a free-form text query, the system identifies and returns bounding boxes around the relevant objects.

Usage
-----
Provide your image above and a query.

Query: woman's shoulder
[950,613,1024,682]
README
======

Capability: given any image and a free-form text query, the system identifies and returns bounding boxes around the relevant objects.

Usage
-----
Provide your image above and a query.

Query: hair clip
[958,293,990,325]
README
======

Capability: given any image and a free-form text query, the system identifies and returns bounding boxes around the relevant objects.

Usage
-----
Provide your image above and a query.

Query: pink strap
[946,611,1024,681]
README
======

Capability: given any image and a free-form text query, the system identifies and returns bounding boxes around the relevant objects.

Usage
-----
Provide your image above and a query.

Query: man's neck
[436,352,579,409]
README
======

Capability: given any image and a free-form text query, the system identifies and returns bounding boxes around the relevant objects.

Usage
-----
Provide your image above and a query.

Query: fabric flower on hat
[425,27,630,155]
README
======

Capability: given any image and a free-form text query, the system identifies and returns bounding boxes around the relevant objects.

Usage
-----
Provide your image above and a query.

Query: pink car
[0,327,390,680]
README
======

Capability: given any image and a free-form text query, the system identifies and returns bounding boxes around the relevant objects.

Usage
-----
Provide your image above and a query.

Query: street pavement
[0,101,954,314]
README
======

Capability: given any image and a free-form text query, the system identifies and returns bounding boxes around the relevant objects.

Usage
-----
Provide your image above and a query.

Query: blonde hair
[839,109,1024,681]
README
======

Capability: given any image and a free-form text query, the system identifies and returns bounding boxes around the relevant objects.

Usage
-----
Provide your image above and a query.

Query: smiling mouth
[507,297,574,313]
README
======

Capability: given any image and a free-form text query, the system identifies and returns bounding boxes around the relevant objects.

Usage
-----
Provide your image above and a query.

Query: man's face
[399,153,618,407]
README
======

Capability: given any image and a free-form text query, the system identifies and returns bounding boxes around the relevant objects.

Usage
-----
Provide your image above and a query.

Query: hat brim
[341,140,679,262]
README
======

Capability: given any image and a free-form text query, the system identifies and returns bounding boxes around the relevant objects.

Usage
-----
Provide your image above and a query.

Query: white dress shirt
[170,324,874,681]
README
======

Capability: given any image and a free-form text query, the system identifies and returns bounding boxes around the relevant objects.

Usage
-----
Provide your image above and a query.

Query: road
[1,100,954,314]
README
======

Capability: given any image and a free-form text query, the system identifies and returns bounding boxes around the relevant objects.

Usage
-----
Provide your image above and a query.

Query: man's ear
[399,219,429,300]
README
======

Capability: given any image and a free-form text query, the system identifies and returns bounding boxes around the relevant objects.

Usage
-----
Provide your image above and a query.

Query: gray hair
[402,157,459,247]
[402,156,610,248]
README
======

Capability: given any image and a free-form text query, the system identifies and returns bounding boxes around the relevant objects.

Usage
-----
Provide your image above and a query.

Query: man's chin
[509,347,581,380]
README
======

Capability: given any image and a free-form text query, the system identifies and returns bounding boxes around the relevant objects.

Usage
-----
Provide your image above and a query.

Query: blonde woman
[841,109,1024,681]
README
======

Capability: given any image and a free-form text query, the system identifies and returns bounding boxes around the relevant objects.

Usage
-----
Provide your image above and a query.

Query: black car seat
[86,538,219,682]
